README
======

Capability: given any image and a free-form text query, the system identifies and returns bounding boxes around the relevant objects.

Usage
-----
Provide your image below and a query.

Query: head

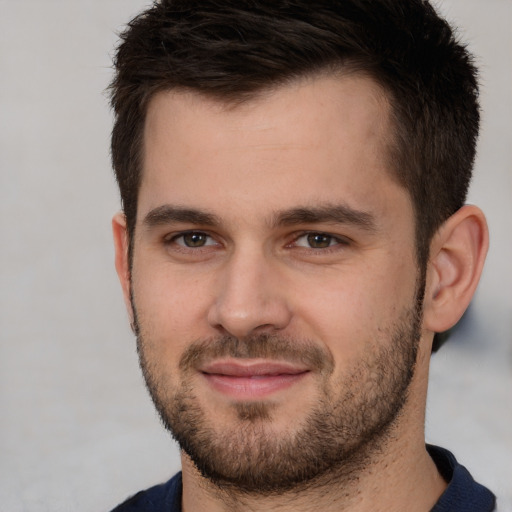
[110,0,487,495]
[110,0,480,276]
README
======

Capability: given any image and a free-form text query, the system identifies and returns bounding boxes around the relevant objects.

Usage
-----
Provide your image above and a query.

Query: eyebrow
[142,203,377,232]
[143,205,221,228]
[273,205,377,232]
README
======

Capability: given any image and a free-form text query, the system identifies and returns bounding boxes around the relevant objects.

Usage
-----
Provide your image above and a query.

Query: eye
[171,231,217,248]
[294,232,348,249]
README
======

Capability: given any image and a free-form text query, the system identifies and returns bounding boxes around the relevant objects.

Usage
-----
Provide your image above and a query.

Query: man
[109,0,496,510]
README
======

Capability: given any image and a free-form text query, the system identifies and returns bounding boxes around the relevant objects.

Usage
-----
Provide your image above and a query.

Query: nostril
[207,298,292,339]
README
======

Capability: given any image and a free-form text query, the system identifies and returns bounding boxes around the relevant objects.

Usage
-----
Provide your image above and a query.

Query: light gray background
[1,1,511,510]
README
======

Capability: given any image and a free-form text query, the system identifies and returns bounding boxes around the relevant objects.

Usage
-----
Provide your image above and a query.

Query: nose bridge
[208,244,291,338]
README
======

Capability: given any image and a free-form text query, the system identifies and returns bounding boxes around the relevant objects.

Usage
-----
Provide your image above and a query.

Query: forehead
[139,73,410,228]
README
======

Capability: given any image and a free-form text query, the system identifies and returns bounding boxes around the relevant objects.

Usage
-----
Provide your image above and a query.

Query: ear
[112,212,134,326]
[423,205,489,333]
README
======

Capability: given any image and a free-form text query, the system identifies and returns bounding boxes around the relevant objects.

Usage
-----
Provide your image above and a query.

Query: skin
[113,74,489,511]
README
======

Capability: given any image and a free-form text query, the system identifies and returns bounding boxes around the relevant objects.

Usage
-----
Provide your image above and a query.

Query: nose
[207,248,293,339]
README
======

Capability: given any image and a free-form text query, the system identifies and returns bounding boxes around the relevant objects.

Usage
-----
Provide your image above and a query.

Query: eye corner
[163,230,222,251]
[291,231,351,250]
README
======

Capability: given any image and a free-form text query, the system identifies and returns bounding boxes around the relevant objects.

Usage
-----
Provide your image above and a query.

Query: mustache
[179,333,334,375]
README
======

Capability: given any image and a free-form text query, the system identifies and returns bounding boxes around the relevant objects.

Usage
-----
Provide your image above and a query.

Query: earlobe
[423,205,489,334]
[112,212,134,325]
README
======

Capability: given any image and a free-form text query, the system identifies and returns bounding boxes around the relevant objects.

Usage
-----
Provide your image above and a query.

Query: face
[119,74,425,492]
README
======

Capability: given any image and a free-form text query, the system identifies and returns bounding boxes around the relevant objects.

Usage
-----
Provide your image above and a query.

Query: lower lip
[202,372,309,399]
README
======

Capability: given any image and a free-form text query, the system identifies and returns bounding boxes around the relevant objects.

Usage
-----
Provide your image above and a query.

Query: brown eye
[180,232,210,247]
[306,233,334,248]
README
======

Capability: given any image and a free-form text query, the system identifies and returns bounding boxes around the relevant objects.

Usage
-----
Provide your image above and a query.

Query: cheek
[132,262,215,359]
[290,260,417,359]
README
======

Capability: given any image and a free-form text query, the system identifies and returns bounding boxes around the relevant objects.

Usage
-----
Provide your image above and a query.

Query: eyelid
[162,229,351,251]
[164,230,220,248]
[289,231,352,249]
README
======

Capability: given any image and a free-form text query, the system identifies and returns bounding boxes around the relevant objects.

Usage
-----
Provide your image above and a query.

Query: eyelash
[291,232,351,250]
[164,230,351,252]
[164,231,219,250]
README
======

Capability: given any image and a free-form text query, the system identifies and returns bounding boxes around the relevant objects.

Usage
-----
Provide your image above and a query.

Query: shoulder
[428,445,496,512]
[110,472,183,512]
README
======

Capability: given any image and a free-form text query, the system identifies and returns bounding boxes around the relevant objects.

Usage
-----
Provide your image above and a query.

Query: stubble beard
[133,282,424,495]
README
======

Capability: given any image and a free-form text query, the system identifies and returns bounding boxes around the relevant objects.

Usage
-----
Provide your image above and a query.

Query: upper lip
[199,359,310,377]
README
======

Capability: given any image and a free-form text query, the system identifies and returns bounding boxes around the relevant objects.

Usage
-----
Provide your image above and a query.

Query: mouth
[199,359,310,399]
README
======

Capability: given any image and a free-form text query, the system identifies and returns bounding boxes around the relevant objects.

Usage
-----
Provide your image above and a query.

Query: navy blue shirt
[111,445,496,511]
[428,445,496,512]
